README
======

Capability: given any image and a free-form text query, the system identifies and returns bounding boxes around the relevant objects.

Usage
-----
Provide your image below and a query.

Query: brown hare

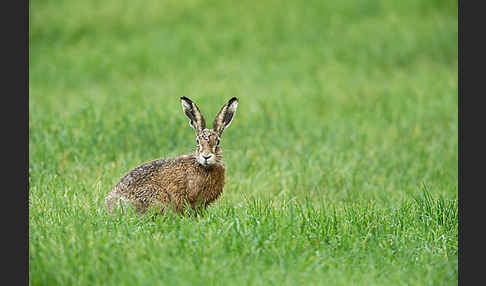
[105,96,239,215]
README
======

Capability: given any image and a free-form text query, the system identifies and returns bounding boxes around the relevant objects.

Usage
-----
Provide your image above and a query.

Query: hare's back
[113,158,174,193]
[113,155,197,192]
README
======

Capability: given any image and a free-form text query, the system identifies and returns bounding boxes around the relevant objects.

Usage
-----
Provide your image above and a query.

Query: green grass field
[29,0,458,285]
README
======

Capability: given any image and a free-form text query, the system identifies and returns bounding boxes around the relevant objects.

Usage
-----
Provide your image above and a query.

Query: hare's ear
[181,97,206,133]
[213,97,238,135]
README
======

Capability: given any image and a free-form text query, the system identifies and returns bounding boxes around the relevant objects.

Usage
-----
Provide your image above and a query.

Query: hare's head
[181,96,239,166]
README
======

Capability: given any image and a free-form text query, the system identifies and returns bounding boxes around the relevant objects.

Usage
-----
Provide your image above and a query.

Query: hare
[105,96,239,215]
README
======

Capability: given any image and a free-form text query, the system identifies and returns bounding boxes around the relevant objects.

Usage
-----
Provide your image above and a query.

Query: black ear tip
[181,96,193,103]
[229,97,238,103]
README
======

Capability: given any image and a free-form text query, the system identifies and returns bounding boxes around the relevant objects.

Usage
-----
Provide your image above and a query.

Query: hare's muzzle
[199,153,215,166]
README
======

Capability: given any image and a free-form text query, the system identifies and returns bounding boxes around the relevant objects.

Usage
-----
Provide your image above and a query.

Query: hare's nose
[202,154,212,160]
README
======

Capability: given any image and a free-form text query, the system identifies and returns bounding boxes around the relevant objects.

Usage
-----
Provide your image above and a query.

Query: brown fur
[105,97,238,215]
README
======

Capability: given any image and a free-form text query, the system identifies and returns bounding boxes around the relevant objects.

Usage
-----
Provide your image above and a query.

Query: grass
[29,0,458,285]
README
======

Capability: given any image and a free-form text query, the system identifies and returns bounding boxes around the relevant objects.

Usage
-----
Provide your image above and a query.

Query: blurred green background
[29,0,457,285]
